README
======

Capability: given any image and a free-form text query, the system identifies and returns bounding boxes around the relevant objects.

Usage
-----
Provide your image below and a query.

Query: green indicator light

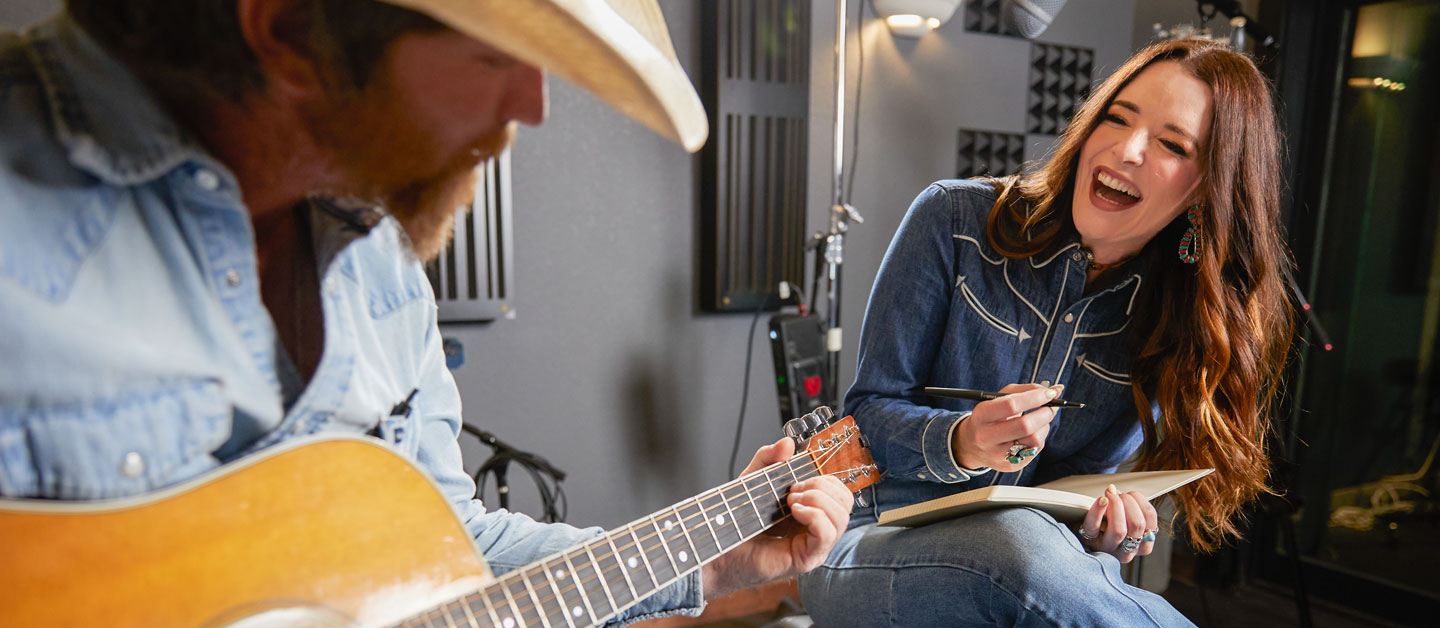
[777,376,786,384]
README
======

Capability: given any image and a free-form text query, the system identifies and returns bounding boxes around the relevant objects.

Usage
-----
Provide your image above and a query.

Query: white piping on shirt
[1077,354,1132,386]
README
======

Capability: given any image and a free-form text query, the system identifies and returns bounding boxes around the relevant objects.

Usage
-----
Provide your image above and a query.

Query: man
[0,0,852,624]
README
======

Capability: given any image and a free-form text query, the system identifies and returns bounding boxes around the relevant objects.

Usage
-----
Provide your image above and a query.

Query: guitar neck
[396,454,823,628]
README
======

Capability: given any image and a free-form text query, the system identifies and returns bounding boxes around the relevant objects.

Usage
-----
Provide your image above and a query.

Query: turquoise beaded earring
[1178,204,1202,264]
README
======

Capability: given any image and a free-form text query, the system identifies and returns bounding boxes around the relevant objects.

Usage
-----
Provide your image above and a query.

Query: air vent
[426,150,514,322]
[700,0,811,312]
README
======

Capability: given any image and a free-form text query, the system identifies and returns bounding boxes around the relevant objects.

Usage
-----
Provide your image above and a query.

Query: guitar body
[1,413,877,628]
[0,437,492,627]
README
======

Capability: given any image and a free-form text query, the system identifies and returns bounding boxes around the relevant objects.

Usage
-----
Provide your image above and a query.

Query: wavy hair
[987,39,1293,552]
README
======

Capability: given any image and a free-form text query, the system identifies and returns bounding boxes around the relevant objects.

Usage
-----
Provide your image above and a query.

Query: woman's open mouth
[1090,167,1142,210]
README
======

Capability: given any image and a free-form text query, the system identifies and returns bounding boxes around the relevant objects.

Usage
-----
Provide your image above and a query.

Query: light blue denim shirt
[845,179,1149,525]
[0,17,699,624]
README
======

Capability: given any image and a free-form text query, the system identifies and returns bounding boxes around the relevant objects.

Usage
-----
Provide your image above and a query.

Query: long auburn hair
[987,39,1293,552]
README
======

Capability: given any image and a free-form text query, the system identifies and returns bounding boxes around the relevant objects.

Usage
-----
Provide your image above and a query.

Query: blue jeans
[797,508,1195,627]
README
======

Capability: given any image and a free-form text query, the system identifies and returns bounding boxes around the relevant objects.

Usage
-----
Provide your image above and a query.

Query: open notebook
[877,469,1214,528]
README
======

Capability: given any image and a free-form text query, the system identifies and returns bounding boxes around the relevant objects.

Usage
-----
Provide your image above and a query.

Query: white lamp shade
[873,0,962,38]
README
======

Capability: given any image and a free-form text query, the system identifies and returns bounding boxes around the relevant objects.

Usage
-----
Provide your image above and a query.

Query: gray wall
[1,1,1143,529]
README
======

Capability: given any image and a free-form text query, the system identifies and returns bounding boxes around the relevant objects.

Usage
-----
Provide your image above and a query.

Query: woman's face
[1071,60,1213,264]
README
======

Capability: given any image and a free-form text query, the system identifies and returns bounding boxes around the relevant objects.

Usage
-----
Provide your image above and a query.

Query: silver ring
[1077,527,1098,541]
[1119,536,1142,553]
[1005,442,1026,458]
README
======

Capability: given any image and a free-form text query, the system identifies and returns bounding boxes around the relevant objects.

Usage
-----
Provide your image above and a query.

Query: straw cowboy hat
[382,0,709,153]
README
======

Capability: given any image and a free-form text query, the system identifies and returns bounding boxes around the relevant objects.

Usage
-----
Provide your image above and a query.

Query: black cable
[728,296,771,479]
[461,423,568,523]
[726,280,813,479]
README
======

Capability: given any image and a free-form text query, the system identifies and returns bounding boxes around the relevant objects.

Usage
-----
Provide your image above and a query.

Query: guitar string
[419,431,869,628]
[405,429,868,628]
[471,432,866,623]
[404,462,821,628]
[429,434,868,627]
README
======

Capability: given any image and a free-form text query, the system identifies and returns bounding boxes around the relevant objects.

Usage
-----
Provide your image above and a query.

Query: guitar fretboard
[392,454,825,628]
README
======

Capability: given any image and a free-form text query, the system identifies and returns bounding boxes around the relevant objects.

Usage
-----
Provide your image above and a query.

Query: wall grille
[964,0,1014,36]
[1027,43,1094,135]
[425,150,514,323]
[957,128,1027,179]
[699,0,811,312]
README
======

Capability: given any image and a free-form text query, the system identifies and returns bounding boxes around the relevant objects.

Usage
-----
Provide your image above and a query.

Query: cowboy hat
[381,0,709,153]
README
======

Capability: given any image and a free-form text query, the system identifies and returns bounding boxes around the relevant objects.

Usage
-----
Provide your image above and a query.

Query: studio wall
[0,1,1147,529]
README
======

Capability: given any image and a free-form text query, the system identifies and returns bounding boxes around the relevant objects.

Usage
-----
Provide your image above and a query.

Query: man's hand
[700,438,853,599]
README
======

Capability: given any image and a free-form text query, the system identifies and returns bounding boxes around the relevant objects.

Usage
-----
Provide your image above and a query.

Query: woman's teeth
[1096,171,1140,201]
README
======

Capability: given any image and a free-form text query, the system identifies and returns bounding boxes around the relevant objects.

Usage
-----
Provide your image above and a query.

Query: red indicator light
[804,375,823,397]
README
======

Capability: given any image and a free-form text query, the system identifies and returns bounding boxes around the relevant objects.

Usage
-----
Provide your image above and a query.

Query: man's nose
[501,65,547,127]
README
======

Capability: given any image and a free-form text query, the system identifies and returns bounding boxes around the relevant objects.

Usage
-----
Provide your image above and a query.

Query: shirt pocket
[1074,353,1132,387]
[954,277,1033,344]
[0,379,230,500]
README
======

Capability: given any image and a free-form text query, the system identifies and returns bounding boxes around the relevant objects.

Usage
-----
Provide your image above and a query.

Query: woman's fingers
[1078,491,1109,549]
[1118,492,1148,563]
[1100,484,1128,553]
[1130,490,1160,556]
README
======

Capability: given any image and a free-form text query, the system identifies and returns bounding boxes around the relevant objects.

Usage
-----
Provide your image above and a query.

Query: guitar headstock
[789,409,879,492]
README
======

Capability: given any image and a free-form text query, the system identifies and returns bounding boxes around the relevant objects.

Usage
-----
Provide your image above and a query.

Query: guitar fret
[519,569,555,628]
[561,554,601,624]
[660,506,700,574]
[539,560,580,628]
[723,482,764,536]
[510,577,547,627]
[613,528,655,596]
[458,595,481,628]
[496,580,524,627]
[744,473,785,527]
[603,536,641,604]
[697,491,742,550]
[480,588,505,628]
[677,498,721,561]
[628,525,668,588]
[581,545,622,614]
[763,465,789,513]
[738,477,767,526]
[648,515,682,579]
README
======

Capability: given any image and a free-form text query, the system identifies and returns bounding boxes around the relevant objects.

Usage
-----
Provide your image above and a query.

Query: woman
[798,38,1292,626]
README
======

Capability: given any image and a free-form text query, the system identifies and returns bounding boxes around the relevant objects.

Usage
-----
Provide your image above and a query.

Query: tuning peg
[854,491,868,508]
[813,406,835,424]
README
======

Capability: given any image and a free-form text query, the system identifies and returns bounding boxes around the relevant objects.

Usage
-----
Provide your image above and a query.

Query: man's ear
[236,0,326,99]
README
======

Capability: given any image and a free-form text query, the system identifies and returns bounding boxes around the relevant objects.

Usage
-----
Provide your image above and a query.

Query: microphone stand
[816,0,864,406]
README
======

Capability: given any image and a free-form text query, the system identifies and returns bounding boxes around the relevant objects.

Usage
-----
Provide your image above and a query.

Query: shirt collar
[24,16,218,186]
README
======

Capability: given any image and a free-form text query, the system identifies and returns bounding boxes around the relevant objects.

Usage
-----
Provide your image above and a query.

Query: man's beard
[303,92,516,261]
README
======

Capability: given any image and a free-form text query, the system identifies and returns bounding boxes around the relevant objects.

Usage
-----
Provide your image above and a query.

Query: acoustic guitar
[0,410,876,627]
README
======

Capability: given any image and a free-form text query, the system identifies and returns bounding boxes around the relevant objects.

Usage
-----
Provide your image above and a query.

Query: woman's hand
[950,383,1062,472]
[1076,484,1160,563]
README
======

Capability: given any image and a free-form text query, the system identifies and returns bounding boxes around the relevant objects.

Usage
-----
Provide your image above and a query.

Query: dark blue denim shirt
[846,179,1148,525]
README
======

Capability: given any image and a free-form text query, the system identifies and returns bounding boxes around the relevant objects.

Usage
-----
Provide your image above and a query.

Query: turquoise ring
[1142,530,1158,543]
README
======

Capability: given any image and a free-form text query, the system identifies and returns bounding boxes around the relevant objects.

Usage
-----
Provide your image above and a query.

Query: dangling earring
[1178,205,1202,264]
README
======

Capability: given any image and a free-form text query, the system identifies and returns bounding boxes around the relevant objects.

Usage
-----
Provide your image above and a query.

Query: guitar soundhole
[203,600,353,628]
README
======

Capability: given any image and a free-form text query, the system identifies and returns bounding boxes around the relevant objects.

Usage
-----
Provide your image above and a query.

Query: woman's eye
[1102,112,1127,125]
[1160,140,1189,157]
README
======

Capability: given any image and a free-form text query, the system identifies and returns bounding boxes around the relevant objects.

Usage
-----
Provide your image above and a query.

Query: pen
[924,386,1086,409]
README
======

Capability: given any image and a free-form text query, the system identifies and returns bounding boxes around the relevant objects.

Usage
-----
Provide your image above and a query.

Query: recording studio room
[0,0,1436,627]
